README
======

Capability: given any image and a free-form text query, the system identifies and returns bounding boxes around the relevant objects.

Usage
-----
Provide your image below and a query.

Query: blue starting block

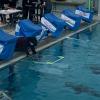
[61,9,81,30]
[41,13,66,37]
[15,20,42,37]
[0,30,17,60]
[75,6,94,23]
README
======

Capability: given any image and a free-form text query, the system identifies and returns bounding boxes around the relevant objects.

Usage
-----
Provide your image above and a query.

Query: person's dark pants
[39,8,52,19]
[0,15,6,23]
[0,15,3,22]
[39,8,52,20]
[29,6,35,21]
[0,7,6,23]
[40,7,44,19]
[23,6,29,19]
[9,13,17,23]
[23,6,35,21]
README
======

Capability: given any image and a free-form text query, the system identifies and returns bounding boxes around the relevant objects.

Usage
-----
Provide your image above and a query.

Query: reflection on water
[89,64,100,75]
[65,82,100,97]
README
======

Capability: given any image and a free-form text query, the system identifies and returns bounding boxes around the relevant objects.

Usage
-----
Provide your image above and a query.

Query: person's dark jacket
[22,0,38,8]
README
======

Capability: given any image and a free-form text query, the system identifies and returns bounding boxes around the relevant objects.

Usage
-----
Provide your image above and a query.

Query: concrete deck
[0,21,99,70]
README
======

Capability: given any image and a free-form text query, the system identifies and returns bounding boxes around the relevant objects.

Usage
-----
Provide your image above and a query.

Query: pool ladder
[0,91,12,100]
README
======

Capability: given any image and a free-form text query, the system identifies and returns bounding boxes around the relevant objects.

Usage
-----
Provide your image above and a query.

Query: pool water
[0,24,100,100]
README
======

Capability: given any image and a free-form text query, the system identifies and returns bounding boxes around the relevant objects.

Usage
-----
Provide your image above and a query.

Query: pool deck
[0,20,99,70]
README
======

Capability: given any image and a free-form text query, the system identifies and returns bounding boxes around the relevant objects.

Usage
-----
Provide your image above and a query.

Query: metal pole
[88,0,91,10]
[88,0,93,10]
[98,0,100,16]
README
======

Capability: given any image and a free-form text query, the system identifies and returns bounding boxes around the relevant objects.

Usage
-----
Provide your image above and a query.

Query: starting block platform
[0,20,99,70]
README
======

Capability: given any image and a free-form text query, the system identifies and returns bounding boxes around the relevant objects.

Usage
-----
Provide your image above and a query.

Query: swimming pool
[0,24,100,100]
